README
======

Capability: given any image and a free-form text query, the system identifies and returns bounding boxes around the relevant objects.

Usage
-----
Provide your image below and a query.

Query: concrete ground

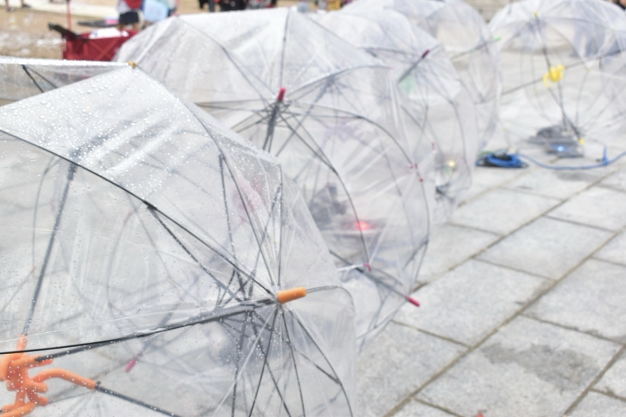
[358,135,626,416]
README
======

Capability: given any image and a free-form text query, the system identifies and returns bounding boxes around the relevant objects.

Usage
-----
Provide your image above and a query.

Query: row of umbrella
[5,0,626,414]
[0,1,489,411]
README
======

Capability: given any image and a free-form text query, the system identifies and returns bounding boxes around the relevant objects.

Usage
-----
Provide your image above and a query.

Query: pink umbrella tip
[421,49,430,58]
[277,87,286,102]
[406,296,420,307]
[125,357,138,372]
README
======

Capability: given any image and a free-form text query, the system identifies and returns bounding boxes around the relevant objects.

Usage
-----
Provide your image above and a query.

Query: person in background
[218,0,245,11]
[117,0,142,31]
[198,0,215,13]
[5,0,30,12]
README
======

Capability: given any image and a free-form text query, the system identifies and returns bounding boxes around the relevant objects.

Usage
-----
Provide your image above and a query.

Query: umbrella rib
[280,310,307,417]
[94,384,182,417]
[278,11,290,88]
[277,170,284,288]
[21,65,46,93]
[30,155,58,274]
[22,163,76,336]
[247,309,285,417]
[5,301,272,360]
[230,309,253,417]
[219,155,249,300]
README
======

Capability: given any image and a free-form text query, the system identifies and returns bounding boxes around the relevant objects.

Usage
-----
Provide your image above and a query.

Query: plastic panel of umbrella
[0,56,125,106]
[116,9,431,349]
[344,0,502,151]
[0,67,356,416]
[490,0,626,157]
[316,9,478,223]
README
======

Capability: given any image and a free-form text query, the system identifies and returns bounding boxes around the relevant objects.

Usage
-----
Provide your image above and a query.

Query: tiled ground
[357,145,626,417]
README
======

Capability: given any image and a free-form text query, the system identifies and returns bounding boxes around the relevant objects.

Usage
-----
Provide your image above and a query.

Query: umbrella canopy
[315,9,478,222]
[116,8,431,348]
[0,66,355,416]
[344,0,501,151]
[490,0,626,155]
[0,56,125,106]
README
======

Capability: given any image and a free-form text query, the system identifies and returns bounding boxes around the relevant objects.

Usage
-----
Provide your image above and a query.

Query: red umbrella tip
[406,296,420,307]
[125,357,139,372]
[277,87,286,102]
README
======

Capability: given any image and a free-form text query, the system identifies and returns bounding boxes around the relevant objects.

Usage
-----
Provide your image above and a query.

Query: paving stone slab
[396,260,548,346]
[479,217,612,279]
[394,400,457,417]
[418,224,499,284]
[461,167,528,201]
[548,187,626,231]
[450,188,559,235]
[600,168,626,192]
[594,231,626,267]
[357,322,466,417]
[505,167,607,200]
[417,316,621,417]
[526,259,626,342]
[595,351,626,399]
[569,392,626,417]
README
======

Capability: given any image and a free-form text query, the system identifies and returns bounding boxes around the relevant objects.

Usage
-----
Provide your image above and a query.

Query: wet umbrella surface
[0,66,356,416]
[0,57,125,107]
[116,8,431,349]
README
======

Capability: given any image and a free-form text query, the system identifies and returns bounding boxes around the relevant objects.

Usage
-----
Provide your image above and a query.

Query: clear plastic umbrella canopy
[490,0,626,156]
[0,56,124,106]
[345,0,501,151]
[116,8,431,348]
[0,66,356,416]
[315,9,478,223]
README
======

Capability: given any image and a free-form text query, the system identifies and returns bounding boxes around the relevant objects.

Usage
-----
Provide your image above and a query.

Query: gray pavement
[358,139,626,417]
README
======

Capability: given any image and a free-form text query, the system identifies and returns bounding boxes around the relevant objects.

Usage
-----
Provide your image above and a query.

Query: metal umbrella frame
[116,8,431,349]
[316,8,479,223]
[490,0,626,156]
[0,66,356,416]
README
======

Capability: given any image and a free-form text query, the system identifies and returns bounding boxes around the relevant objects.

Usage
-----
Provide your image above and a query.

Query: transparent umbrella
[116,8,431,348]
[0,56,124,106]
[344,0,502,151]
[490,0,626,157]
[0,66,355,416]
[316,9,478,223]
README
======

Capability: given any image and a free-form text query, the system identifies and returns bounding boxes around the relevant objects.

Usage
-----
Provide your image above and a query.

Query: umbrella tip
[277,287,306,304]
[125,357,139,372]
[421,49,430,59]
[127,61,137,69]
[406,296,420,307]
[277,87,286,102]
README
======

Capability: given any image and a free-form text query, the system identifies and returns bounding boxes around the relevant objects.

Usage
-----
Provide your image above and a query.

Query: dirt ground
[0,0,301,59]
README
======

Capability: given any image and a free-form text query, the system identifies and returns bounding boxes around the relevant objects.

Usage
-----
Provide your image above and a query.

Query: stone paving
[357,139,626,416]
